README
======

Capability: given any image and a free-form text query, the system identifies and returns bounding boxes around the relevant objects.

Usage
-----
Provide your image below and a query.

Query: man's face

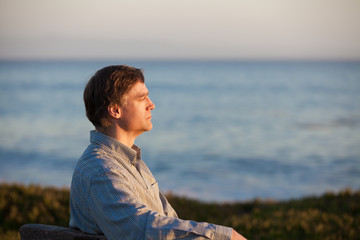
[118,81,155,137]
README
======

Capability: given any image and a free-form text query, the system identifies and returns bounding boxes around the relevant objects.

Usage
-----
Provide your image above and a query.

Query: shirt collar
[90,130,141,166]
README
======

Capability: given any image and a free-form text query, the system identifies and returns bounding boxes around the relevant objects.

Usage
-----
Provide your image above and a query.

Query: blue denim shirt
[70,130,232,240]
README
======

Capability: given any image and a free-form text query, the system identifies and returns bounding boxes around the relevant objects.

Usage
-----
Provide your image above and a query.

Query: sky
[1,0,360,60]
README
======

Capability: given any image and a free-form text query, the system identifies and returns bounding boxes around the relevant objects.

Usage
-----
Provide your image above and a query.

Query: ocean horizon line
[1,57,360,64]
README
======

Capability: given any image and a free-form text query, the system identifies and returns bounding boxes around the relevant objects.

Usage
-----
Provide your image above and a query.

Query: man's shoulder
[73,144,128,181]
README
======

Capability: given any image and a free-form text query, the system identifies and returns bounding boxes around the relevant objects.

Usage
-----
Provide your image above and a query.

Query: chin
[141,124,153,132]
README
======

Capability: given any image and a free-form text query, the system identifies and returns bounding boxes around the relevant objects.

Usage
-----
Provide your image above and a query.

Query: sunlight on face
[118,82,155,136]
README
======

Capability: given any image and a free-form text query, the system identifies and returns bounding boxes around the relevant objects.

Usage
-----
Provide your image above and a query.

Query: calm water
[0,60,359,201]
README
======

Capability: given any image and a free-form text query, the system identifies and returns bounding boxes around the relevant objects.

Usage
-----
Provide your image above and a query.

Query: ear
[108,104,121,119]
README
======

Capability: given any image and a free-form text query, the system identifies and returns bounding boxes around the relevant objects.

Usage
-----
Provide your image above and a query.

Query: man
[69,65,246,240]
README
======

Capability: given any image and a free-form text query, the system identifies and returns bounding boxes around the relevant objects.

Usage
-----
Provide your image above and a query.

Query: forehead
[127,81,148,98]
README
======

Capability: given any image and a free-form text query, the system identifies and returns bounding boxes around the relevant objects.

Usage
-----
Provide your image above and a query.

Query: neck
[99,125,137,148]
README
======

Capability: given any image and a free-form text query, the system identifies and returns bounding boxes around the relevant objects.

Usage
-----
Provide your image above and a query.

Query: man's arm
[89,168,235,240]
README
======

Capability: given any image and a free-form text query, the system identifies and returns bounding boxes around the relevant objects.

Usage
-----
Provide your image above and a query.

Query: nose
[147,97,155,110]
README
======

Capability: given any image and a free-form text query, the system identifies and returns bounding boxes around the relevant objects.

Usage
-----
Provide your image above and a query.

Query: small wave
[296,115,360,131]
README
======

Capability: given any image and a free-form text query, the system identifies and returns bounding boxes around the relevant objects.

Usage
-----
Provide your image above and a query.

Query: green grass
[1,182,359,240]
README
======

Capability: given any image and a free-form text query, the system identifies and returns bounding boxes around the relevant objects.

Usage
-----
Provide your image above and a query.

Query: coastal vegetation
[0,182,359,240]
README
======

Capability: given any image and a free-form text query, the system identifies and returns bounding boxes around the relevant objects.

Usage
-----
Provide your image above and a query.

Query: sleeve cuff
[213,224,233,240]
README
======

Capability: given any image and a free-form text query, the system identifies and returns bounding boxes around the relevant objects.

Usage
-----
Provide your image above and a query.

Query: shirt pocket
[150,180,159,192]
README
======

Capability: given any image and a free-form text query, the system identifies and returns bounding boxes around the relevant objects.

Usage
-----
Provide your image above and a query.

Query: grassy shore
[1,182,359,240]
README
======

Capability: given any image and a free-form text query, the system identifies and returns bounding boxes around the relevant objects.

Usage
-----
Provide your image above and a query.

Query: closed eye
[139,96,147,102]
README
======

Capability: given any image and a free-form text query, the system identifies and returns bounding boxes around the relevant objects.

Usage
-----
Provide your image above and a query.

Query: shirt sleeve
[88,168,233,240]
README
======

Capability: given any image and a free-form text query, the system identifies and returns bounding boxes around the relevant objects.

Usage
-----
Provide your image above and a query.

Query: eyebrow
[137,91,149,99]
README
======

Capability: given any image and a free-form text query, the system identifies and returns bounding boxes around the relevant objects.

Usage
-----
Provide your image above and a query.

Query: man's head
[83,65,145,131]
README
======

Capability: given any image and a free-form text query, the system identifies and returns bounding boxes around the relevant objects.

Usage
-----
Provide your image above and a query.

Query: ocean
[0,60,359,202]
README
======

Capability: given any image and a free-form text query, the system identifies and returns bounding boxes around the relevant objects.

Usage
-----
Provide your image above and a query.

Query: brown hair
[83,65,145,130]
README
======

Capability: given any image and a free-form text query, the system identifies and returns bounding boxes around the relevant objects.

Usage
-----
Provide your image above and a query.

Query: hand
[231,229,247,240]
